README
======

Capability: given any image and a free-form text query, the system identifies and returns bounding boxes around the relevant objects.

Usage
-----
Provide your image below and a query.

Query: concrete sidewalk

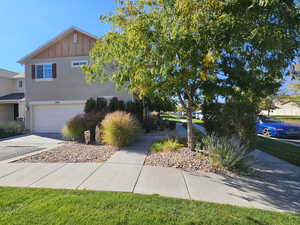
[0,130,299,214]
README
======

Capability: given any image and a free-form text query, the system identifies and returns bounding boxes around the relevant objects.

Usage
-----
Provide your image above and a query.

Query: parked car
[195,112,203,120]
[256,115,300,138]
[192,111,203,120]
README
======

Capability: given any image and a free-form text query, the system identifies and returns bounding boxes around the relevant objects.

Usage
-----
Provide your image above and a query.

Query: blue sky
[0,0,117,72]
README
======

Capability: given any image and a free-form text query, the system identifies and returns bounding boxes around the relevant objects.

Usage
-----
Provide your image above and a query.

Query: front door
[13,104,19,120]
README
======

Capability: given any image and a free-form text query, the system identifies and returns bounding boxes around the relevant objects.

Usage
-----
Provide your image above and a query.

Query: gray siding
[0,78,14,96]
[25,56,132,102]
[0,104,14,122]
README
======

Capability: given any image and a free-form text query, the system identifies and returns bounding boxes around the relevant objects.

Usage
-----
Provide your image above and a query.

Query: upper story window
[32,63,56,80]
[72,60,88,68]
[36,64,53,79]
[18,80,23,88]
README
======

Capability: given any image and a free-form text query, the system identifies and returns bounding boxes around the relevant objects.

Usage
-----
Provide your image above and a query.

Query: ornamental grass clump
[150,138,185,152]
[200,134,253,173]
[101,111,141,147]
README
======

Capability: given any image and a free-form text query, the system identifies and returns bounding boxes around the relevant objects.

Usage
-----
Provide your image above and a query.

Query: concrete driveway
[0,134,63,161]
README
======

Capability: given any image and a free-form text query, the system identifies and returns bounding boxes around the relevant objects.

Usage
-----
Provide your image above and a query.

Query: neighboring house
[262,102,300,116]
[0,69,25,122]
[18,27,132,133]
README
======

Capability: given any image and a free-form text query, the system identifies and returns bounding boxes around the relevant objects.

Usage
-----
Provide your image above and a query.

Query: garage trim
[29,100,86,105]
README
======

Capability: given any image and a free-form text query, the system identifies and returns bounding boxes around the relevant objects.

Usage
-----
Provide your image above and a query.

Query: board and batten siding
[33,31,96,59]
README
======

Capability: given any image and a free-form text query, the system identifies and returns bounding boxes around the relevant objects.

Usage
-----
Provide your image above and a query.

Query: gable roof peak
[17,26,98,64]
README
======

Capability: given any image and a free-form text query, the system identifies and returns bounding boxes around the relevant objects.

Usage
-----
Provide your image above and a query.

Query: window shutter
[31,65,35,79]
[52,63,57,79]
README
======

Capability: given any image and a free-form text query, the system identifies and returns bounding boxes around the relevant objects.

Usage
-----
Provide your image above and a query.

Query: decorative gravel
[16,142,118,163]
[145,148,212,172]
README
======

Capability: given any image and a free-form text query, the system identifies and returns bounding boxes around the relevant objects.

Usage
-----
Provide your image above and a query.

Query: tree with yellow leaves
[84,0,300,150]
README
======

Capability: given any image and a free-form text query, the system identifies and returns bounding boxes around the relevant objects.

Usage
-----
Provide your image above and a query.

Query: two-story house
[0,69,25,122]
[17,27,132,133]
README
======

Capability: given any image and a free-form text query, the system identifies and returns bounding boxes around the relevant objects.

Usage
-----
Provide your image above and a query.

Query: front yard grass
[274,115,300,124]
[161,113,203,124]
[0,187,299,225]
[256,136,300,167]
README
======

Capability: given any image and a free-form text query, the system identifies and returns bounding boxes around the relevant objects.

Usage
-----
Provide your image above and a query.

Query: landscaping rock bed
[15,142,118,163]
[145,147,212,171]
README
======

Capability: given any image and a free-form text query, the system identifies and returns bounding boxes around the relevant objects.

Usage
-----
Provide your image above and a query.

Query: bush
[108,97,125,112]
[202,100,257,151]
[0,121,25,138]
[150,138,185,152]
[101,111,141,147]
[62,111,106,142]
[126,101,143,121]
[84,98,97,113]
[96,98,108,111]
[142,117,157,133]
[198,134,253,172]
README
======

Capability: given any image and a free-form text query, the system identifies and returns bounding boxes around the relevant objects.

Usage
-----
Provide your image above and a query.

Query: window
[35,64,53,79]
[72,60,88,67]
[18,80,23,88]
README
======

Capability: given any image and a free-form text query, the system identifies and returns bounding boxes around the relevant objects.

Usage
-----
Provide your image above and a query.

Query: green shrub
[202,100,257,151]
[142,117,158,133]
[108,97,124,112]
[62,111,106,142]
[199,134,253,172]
[126,101,143,121]
[0,121,25,138]
[96,98,108,111]
[84,98,97,113]
[101,111,141,147]
[150,138,185,152]
[118,100,125,111]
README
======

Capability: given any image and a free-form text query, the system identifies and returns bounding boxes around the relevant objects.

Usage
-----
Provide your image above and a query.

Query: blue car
[256,115,300,138]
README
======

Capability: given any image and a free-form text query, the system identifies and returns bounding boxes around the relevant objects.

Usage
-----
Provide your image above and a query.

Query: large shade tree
[84,0,300,150]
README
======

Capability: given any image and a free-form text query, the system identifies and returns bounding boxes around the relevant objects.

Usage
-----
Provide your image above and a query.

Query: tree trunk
[186,108,194,151]
[267,109,270,116]
[177,90,195,151]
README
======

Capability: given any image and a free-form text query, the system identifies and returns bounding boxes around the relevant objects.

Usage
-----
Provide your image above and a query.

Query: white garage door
[33,104,84,133]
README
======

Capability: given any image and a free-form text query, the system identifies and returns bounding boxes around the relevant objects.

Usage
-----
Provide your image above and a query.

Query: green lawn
[274,115,300,124]
[256,136,300,167]
[274,115,300,120]
[161,113,203,124]
[0,187,299,225]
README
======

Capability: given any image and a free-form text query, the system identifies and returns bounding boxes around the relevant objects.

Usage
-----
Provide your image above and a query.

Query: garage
[32,103,84,133]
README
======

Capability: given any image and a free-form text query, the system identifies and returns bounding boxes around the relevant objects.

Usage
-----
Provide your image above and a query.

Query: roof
[0,69,17,78]
[17,26,98,64]
[0,69,24,79]
[0,93,25,102]
[12,72,25,79]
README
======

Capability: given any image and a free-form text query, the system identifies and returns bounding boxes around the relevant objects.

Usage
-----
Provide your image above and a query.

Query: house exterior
[17,27,132,133]
[262,102,300,116]
[0,69,25,122]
